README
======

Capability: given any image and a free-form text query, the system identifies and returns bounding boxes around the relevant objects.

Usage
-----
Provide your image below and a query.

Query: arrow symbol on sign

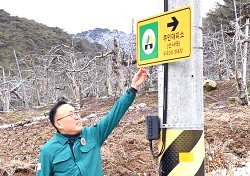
[167,17,179,31]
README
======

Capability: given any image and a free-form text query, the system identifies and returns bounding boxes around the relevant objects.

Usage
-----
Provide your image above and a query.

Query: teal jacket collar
[55,132,69,145]
[55,129,84,145]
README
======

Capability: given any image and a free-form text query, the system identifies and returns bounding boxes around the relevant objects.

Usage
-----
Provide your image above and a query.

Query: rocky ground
[0,80,249,176]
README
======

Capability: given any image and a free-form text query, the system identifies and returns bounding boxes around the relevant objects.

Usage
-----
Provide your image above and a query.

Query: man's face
[54,104,83,134]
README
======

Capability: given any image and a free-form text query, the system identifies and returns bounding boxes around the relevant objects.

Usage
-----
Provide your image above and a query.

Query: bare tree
[1,32,142,111]
[111,37,127,93]
[232,0,249,105]
[0,66,24,112]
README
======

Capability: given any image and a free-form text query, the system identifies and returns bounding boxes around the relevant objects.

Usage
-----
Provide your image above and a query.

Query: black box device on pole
[146,115,160,141]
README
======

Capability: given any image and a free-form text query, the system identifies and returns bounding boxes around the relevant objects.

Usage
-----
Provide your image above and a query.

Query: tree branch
[66,51,114,72]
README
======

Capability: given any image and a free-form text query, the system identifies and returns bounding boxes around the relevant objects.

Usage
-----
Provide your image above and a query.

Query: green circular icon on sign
[139,21,158,62]
[142,29,156,55]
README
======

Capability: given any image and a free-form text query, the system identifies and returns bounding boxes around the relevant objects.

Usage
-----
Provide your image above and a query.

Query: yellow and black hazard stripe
[159,129,204,176]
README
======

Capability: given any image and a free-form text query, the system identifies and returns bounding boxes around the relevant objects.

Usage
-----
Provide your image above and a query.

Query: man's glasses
[56,110,81,121]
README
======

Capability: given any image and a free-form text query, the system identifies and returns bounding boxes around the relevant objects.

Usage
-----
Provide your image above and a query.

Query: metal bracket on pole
[161,123,203,129]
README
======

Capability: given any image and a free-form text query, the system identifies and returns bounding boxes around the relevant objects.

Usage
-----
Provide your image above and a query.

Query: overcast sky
[1,0,223,34]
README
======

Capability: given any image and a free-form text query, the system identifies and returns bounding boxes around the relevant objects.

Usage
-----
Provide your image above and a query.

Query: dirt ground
[0,80,249,176]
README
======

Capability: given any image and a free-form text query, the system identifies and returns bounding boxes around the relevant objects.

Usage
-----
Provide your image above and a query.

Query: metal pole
[158,0,205,175]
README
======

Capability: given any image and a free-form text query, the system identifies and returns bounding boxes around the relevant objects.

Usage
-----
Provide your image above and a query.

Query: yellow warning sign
[137,5,192,67]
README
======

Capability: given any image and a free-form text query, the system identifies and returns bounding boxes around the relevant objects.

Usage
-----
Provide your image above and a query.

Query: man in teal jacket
[36,68,147,176]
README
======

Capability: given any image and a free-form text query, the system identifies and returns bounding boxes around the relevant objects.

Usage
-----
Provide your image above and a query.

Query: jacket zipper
[68,140,82,176]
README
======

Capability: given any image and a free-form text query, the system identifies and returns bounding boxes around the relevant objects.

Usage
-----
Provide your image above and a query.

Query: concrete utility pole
[158,0,204,175]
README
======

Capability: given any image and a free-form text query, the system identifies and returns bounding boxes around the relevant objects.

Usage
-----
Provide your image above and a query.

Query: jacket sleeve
[36,149,52,176]
[91,89,136,146]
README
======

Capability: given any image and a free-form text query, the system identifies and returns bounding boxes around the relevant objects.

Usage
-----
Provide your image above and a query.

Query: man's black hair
[49,100,67,128]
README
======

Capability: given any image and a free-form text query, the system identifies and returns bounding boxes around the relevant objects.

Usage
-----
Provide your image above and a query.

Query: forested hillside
[0,10,103,67]
[0,9,138,113]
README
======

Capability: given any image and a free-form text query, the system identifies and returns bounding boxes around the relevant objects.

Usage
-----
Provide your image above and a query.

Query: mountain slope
[75,27,135,52]
[0,10,103,67]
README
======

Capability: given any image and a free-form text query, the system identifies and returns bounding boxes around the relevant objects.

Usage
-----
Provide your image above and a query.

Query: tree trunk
[241,17,249,104]
[112,37,126,93]
[105,58,113,96]
[32,63,41,106]
[2,90,10,112]
[233,0,249,105]
[221,24,231,80]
